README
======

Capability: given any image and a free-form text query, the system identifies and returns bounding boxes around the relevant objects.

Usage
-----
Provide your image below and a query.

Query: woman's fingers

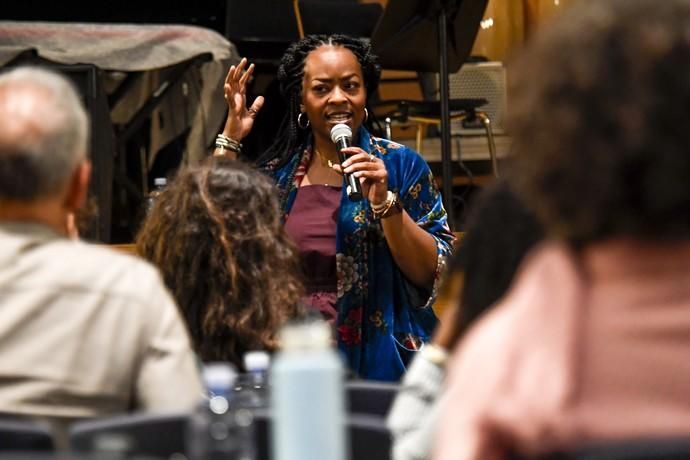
[238,63,255,90]
[225,58,250,90]
[340,149,369,166]
[354,167,387,185]
[342,151,381,174]
[228,68,235,87]
[248,95,265,118]
[224,58,260,114]
[324,149,388,189]
[340,151,387,192]
[232,58,247,80]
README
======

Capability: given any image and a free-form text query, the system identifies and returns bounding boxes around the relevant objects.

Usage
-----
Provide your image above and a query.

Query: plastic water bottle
[270,320,346,460]
[187,362,255,460]
[146,177,167,213]
[233,351,270,410]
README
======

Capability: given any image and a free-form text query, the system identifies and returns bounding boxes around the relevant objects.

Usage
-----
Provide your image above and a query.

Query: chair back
[345,380,400,418]
[253,410,391,460]
[348,414,392,460]
[252,410,272,460]
[535,437,690,460]
[0,417,53,452]
[69,411,188,458]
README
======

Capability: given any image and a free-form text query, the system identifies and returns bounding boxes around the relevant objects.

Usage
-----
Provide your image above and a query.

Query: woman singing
[215,34,454,380]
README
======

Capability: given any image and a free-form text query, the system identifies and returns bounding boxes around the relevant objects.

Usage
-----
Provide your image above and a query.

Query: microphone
[330,124,363,201]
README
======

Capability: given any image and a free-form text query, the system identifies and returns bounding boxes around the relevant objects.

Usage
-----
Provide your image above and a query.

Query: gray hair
[0,66,89,201]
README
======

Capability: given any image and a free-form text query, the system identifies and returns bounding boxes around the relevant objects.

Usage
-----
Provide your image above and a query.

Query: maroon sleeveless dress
[284,184,341,323]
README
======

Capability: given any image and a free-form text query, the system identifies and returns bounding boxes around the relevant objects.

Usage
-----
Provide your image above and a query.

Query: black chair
[345,379,400,418]
[374,98,500,178]
[253,410,392,460]
[252,410,272,460]
[510,438,690,460]
[69,411,189,459]
[555,438,690,460]
[0,456,67,460]
[348,414,392,460]
[0,417,54,452]
[0,455,92,460]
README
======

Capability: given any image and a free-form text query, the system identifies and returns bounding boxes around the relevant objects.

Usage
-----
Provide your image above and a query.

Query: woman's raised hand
[222,58,265,141]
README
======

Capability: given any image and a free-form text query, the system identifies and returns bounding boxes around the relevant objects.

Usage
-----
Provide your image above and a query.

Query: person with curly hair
[136,157,304,369]
[435,0,690,459]
[215,34,454,380]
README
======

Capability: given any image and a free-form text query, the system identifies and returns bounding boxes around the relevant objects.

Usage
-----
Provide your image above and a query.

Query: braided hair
[256,34,382,168]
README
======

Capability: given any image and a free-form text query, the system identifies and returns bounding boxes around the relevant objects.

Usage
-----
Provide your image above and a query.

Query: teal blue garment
[264,127,455,381]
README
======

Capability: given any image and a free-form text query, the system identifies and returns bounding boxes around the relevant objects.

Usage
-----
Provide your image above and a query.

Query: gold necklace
[314,149,337,169]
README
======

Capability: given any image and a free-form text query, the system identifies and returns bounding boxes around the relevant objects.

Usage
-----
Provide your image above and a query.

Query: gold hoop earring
[364,108,369,123]
[297,112,310,129]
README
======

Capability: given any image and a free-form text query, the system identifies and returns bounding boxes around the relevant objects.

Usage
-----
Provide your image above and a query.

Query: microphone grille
[330,124,352,143]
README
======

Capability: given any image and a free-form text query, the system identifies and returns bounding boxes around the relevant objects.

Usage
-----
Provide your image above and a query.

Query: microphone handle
[335,139,363,201]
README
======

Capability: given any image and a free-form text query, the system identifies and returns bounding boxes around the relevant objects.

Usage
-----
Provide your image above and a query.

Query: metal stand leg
[476,112,499,177]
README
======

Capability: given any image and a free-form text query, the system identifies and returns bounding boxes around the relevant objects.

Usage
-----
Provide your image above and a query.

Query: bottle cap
[244,350,270,372]
[154,177,167,187]
[202,362,237,393]
[279,320,332,350]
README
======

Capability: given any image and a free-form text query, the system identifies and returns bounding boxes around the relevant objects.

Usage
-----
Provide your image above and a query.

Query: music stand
[371,0,489,228]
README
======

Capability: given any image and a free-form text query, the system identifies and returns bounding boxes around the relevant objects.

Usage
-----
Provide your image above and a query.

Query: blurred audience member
[136,157,304,370]
[387,180,543,460]
[0,66,202,448]
[65,196,99,240]
[435,1,690,459]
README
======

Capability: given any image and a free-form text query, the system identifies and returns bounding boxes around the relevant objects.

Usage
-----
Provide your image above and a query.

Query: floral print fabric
[265,127,454,381]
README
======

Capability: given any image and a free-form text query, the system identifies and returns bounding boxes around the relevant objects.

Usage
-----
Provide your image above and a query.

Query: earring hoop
[297,112,310,129]
[364,108,369,123]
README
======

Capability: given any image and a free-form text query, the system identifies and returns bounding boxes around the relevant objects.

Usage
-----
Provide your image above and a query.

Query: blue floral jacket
[264,127,455,381]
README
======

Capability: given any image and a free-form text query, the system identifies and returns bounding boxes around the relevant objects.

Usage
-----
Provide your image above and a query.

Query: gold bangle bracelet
[372,191,401,219]
[371,190,394,213]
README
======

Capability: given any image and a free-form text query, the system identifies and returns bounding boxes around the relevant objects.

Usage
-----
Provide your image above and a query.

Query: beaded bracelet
[371,191,403,219]
[215,134,242,155]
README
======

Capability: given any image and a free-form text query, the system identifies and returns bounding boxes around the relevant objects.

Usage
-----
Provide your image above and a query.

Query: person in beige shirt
[0,66,203,448]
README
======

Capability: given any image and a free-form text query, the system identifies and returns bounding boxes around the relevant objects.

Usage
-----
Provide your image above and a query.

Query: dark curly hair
[136,157,304,368]
[256,34,382,167]
[507,0,690,244]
